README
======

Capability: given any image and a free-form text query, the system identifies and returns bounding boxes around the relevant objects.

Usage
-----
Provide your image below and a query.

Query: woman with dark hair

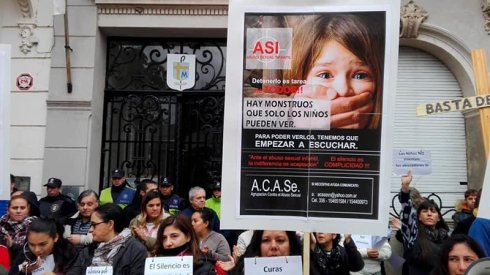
[67,203,147,275]
[1,194,38,269]
[123,179,159,227]
[1,195,37,248]
[431,234,484,275]
[154,214,216,274]
[399,171,449,274]
[218,230,302,274]
[18,191,40,218]
[130,190,169,253]
[310,233,364,275]
[192,208,230,261]
[9,218,77,275]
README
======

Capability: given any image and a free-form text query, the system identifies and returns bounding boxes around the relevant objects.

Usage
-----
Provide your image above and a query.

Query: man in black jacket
[39,177,77,224]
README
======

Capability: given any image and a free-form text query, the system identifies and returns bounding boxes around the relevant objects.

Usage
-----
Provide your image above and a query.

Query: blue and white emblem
[167,54,196,91]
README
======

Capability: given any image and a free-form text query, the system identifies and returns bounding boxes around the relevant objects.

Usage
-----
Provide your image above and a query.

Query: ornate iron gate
[100,38,226,195]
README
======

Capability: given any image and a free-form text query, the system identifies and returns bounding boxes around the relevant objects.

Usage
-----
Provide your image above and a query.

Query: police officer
[159,177,185,215]
[39,177,77,224]
[205,181,222,219]
[99,168,136,209]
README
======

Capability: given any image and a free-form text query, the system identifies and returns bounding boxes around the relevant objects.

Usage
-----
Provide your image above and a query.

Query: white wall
[43,0,100,194]
[0,0,54,195]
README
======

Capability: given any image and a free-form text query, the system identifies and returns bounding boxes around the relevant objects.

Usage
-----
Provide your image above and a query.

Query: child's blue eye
[317,72,333,79]
[353,72,370,80]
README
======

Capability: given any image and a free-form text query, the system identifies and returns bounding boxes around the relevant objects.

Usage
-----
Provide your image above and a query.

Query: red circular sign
[16,73,33,91]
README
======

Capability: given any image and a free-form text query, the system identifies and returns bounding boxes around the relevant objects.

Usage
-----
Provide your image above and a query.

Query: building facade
[1,0,489,211]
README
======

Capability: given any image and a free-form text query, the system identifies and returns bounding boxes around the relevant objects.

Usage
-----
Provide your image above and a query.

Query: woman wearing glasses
[67,203,147,275]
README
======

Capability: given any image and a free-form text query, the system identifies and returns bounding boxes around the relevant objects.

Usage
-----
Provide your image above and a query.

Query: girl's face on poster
[260,231,291,257]
[447,243,479,275]
[306,40,374,100]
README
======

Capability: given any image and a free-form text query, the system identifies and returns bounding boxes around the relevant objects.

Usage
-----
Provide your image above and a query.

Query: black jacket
[193,255,217,275]
[310,240,364,275]
[39,194,77,224]
[66,236,147,275]
[9,240,77,275]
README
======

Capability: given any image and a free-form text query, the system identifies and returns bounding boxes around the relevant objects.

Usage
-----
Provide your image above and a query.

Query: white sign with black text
[244,256,302,275]
[392,149,431,176]
[86,265,113,275]
[144,256,193,275]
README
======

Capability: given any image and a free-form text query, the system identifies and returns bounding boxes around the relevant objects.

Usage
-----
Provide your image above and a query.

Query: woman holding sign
[399,171,449,275]
[154,214,217,274]
[217,230,302,274]
[9,218,77,275]
[67,203,147,275]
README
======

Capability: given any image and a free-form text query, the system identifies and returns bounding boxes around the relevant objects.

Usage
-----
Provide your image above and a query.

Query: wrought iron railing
[390,192,457,218]
[101,38,226,194]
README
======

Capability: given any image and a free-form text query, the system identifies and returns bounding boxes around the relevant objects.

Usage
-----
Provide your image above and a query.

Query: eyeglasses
[90,221,107,228]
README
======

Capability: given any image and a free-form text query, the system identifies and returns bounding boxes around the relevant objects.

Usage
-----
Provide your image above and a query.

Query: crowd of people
[0,169,488,275]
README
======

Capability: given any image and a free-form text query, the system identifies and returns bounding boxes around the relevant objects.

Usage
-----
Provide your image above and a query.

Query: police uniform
[39,177,77,224]
[99,169,135,209]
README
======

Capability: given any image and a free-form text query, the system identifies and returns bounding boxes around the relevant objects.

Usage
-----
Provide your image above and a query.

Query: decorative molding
[18,24,38,54]
[404,23,475,97]
[400,0,428,38]
[46,101,92,110]
[95,0,228,4]
[97,5,228,16]
[17,0,33,18]
[482,0,490,34]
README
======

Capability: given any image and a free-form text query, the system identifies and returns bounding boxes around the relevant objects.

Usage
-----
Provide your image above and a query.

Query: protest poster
[244,256,302,275]
[144,256,193,275]
[221,0,400,235]
[392,149,432,176]
[0,45,10,201]
[86,266,113,275]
